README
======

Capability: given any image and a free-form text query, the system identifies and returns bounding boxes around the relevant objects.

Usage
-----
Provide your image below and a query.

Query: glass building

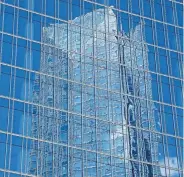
[0,0,183,177]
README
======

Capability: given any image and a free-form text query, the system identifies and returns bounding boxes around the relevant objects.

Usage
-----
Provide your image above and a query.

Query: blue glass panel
[152,80,159,101]
[16,41,27,68]
[154,0,163,21]
[0,106,8,131]
[176,3,183,27]
[19,0,29,9]
[46,0,55,16]
[10,136,22,172]
[2,35,12,64]
[143,0,152,17]
[108,0,116,6]
[170,52,181,78]
[161,76,171,104]
[145,20,153,44]
[5,0,14,4]
[120,12,129,33]
[159,51,168,75]
[59,1,68,21]
[72,3,81,20]
[165,1,174,24]
[0,133,6,169]
[14,69,26,100]
[156,22,165,47]
[0,171,4,176]
[12,101,24,135]
[148,51,156,72]
[0,4,3,31]
[0,71,11,97]
[9,173,21,177]
[167,25,176,50]
[31,49,40,71]
[164,110,175,135]
[33,0,42,13]
[3,6,14,34]
[96,0,104,4]
[177,116,183,137]
[120,0,128,11]
[132,0,140,14]
[173,79,183,107]
[18,15,28,38]
[178,28,183,52]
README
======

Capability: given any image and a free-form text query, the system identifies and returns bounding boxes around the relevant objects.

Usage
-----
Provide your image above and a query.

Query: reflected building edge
[28,8,161,177]
[29,31,68,176]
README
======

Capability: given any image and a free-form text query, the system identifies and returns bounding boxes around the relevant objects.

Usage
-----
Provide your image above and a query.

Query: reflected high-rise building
[29,7,160,177]
[29,21,69,176]
[118,23,160,176]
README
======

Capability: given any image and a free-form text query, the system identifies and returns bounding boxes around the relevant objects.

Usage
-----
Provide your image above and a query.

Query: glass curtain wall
[0,0,183,177]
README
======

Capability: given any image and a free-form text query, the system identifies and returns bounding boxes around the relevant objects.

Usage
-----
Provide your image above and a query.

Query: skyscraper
[0,1,183,177]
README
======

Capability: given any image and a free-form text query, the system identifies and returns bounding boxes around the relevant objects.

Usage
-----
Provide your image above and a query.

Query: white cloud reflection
[160,157,179,176]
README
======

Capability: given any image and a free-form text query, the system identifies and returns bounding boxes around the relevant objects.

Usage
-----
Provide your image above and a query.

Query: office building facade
[0,0,183,177]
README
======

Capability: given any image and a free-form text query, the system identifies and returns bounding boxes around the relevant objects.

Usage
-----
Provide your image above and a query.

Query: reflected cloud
[160,157,178,176]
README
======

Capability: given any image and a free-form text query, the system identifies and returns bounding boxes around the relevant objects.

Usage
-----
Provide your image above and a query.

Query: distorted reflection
[28,7,161,176]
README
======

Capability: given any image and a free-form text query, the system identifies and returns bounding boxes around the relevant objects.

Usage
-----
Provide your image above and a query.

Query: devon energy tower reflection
[29,7,160,177]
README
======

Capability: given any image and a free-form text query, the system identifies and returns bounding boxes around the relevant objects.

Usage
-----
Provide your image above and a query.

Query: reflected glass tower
[29,8,160,177]
[0,1,183,177]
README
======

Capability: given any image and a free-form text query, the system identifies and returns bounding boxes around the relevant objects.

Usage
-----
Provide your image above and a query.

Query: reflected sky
[0,0,183,177]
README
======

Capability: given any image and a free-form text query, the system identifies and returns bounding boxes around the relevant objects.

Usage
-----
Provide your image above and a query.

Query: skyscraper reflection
[29,7,161,177]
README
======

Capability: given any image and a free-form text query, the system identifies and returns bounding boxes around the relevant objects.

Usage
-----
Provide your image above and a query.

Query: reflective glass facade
[0,0,183,177]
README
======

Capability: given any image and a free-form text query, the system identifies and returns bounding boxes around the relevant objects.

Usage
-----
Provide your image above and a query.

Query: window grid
[0,0,183,176]
[0,32,183,81]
